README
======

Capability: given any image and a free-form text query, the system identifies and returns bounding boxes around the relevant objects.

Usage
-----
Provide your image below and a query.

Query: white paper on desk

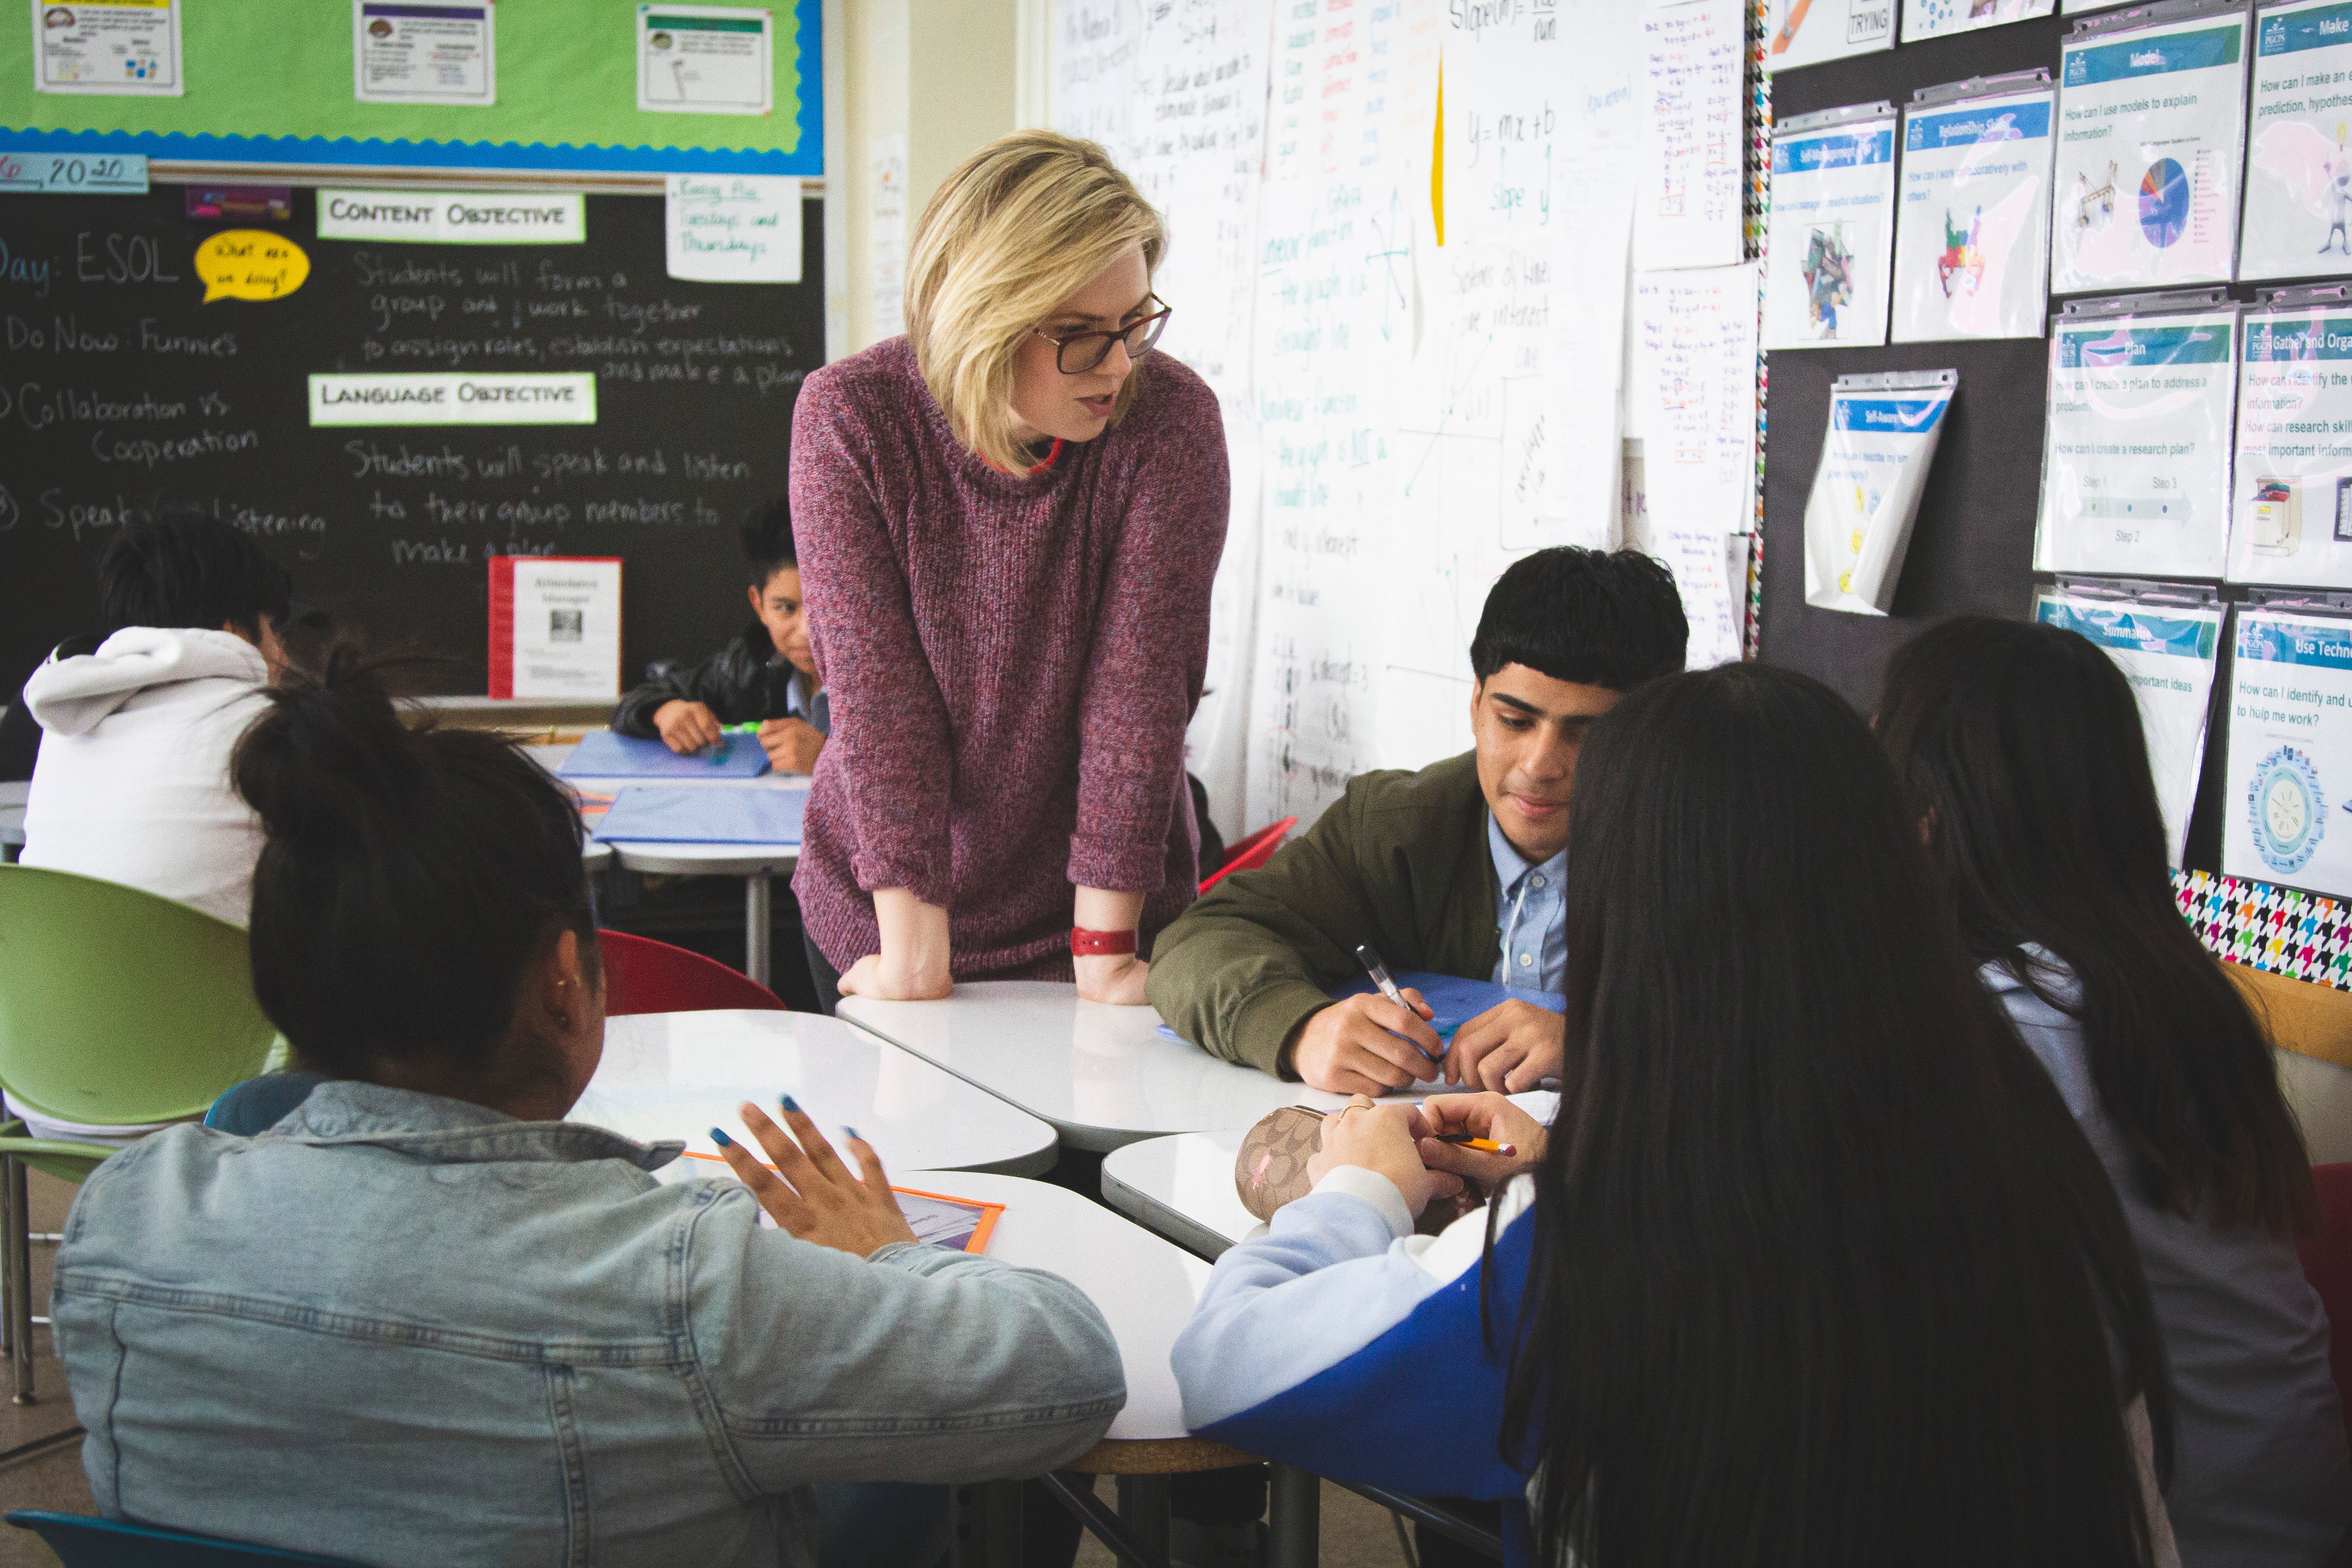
[665,175,802,283]
[1635,0,1745,272]
[1630,263,1759,536]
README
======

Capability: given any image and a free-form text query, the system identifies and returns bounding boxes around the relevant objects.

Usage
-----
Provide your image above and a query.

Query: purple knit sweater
[789,338,1229,979]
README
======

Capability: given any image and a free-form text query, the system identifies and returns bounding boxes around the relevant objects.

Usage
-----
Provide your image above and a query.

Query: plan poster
[2053,7,2250,292]
[2245,0,2352,281]
[1763,108,1898,349]
[2034,584,2224,864]
[33,0,181,94]
[2037,304,2239,577]
[2223,604,2352,898]
[2231,299,2352,588]
[1902,0,2056,41]
[1893,84,2056,341]
[1764,0,1896,73]
[353,0,493,106]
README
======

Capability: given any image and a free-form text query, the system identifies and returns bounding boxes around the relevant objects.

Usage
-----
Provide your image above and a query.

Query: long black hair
[1878,615,2315,1238]
[231,651,598,1091]
[1503,662,2171,1568]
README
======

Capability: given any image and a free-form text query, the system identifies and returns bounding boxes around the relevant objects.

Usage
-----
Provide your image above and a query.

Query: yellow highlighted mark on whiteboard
[195,230,309,303]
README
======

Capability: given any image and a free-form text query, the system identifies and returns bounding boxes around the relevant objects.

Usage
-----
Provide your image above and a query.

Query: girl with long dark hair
[1172,662,2179,1567]
[1879,615,2349,1567]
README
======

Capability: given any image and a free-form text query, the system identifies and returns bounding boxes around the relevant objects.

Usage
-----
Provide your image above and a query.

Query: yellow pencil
[1436,1134,1516,1156]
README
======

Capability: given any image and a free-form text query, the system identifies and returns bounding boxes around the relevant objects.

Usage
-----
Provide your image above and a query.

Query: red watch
[1071,926,1137,957]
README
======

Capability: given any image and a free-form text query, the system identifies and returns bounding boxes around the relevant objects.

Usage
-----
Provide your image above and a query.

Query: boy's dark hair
[741,498,798,587]
[1469,547,1687,691]
[98,506,293,638]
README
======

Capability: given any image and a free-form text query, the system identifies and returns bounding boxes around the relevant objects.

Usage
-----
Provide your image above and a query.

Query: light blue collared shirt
[1487,812,1567,992]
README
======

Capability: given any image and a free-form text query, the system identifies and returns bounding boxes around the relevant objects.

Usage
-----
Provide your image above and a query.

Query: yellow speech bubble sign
[195,230,310,304]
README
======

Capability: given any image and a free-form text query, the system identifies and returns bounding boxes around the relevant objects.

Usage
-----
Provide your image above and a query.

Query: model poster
[2231,296,2352,589]
[2223,603,2352,898]
[2245,1,2352,281]
[1803,370,1958,614]
[2034,583,2224,864]
[1764,0,1896,73]
[1903,0,2056,44]
[637,3,772,115]
[2038,301,2239,578]
[1764,106,1898,350]
[353,0,493,106]
[1893,79,2056,342]
[33,0,181,94]
[2053,6,2251,293]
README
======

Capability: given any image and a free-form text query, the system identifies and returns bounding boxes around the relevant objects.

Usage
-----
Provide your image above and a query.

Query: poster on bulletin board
[2244,0,2352,282]
[1903,0,2057,44]
[1892,75,2056,342]
[2231,288,2352,588]
[2052,4,2250,294]
[2223,602,2352,899]
[1763,0,1896,73]
[1764,103,1899,349]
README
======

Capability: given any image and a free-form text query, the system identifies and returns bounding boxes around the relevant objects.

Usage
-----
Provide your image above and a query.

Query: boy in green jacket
[1148,547,1687,1095]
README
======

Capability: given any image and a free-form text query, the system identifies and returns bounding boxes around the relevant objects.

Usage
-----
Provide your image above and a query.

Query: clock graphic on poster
[2248,745,2326,877]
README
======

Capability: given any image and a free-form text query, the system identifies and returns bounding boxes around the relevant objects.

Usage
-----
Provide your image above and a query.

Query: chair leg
[5,1155,34,1405]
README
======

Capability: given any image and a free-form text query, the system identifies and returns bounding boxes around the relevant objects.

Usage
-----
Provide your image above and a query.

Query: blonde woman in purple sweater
[790,131,1227,1008]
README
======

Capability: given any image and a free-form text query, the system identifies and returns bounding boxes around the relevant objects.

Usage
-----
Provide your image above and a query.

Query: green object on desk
[720,722,762,734]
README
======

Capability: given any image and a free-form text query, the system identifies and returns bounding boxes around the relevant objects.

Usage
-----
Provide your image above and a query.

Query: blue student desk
[526,741,806,986]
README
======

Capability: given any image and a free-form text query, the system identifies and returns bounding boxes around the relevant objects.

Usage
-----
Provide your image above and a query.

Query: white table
[569,1010,1058,1178]
[838,981,1478,1152]
[530,741,808,986]
[1101,1089,1559,1260]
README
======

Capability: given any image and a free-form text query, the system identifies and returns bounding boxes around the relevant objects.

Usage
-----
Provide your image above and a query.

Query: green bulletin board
[0,0,819,175]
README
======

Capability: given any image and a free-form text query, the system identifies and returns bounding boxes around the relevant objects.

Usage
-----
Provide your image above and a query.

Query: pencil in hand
[1436,1133,1517,1156]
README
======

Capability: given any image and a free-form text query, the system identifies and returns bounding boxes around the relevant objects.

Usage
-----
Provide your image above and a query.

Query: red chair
[1200,816,1298,892]
[597,930,786,1016]
[2298,1162,2352,1455]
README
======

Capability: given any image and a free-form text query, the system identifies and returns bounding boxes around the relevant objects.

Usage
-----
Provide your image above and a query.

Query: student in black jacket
[613,500,829,772]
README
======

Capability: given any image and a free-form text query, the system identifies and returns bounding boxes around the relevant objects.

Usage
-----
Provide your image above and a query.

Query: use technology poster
[2037,304,2240,578]
[2232,300,2352,588]
[1893,84,2056,341]
[2224,605,2352,899]
[1764,109,1898,349]
[2053,8,2251,293]
[2034,585,2223,865]
[2245,0,2352,281]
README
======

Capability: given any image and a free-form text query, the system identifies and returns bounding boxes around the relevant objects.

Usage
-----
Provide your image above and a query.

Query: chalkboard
[0,186,823,701]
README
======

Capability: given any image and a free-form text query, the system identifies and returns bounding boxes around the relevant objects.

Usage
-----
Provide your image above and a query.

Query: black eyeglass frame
[1031,297,1173,375]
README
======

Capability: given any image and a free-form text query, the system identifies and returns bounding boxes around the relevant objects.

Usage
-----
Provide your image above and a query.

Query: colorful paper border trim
[2177,869,2352,991]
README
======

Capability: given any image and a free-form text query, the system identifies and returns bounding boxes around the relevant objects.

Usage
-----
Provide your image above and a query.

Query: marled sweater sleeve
[1069,380,1229,891]
[790,376,959,908]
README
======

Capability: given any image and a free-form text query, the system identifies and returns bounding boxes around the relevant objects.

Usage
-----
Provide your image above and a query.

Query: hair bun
[231,649,423,848]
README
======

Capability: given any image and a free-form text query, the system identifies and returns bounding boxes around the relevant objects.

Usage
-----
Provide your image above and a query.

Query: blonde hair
[904,131,1165,473]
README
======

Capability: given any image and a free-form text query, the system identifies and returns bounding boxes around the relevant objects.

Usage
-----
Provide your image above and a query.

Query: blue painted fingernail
[710,1127,732,1147]
[781,1094,800,1113]
[845,1125,861,1140]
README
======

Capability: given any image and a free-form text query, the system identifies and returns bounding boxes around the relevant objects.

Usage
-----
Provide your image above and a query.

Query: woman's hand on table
[653,699,723,753]
[837,952,952,1001]
[1074,952,1150,1005]
[1308,1096,1463,1218]
[843,890,953,1000]
[757,717,824,774]
[715,1099,918,1257]
[1412,1092,1548,1185]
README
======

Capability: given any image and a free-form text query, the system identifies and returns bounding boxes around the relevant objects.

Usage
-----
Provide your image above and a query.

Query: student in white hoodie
[20,509,291,927]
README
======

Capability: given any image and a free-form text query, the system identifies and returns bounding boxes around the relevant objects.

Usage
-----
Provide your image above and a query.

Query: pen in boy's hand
[1436,1133,1517,1156]
[1354,942,1444,1063]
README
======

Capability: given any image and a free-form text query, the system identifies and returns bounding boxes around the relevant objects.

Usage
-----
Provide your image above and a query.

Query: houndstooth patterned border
[2177,870,2352,993]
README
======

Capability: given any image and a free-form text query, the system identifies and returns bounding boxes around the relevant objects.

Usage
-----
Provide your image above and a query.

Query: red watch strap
[1071,926,1137,957]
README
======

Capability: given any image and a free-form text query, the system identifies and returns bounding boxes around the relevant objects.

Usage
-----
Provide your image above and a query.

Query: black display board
[0,188,823,698]
[1757,14,2266,869]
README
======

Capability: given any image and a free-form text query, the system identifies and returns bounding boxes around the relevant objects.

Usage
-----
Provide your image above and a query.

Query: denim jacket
[50,1081,1124,1566]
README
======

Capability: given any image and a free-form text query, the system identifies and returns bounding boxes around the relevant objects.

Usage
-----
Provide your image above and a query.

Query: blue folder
[1155,969,1560,1044]
[592,787,807,844]
[559,730,771,780]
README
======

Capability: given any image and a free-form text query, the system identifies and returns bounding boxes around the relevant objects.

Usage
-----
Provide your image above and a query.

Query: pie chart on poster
[2139,158,2190,249]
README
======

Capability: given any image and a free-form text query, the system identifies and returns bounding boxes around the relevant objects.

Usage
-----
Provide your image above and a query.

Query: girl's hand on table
[1075,952,1150,1004]
[1411,1092,1548,1185]
[715,1099,918,1257]
[1308,1095,1463,1218]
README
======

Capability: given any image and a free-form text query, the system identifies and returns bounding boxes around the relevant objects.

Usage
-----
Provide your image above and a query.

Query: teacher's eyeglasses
[1032,298,1172,375]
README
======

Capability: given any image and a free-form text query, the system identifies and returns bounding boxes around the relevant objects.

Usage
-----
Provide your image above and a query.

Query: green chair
[0,867,277,1411]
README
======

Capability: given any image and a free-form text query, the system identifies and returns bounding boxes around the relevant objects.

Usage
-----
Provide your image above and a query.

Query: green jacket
[1147,750,1502,1076]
